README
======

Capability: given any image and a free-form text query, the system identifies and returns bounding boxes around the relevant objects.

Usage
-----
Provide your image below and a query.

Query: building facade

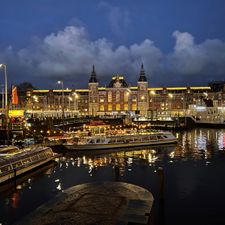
[25,64,225,119]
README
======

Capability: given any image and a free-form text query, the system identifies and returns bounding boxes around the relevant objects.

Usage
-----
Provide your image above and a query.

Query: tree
[17,82,36,107]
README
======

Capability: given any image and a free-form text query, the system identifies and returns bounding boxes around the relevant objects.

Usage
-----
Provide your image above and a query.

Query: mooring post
[114,165,120,181]
[12,168,17,187]
[157,167,166,225]
[158,167,164,201]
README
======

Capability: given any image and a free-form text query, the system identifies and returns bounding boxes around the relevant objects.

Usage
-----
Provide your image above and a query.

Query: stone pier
[16,182,154,225]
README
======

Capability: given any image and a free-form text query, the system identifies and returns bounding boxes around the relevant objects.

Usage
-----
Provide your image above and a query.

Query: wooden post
[13,168,17,186]
[158,167,164,201]
[158,167,165,225]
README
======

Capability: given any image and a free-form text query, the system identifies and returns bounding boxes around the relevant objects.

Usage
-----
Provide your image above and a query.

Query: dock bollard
[13,168,17,186]
[13,168,17,179]
[158,167,164,201]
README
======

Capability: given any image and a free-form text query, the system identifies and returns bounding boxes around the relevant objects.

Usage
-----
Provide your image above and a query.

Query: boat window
[31,156,39,161]
[128,138,134,142]
[22,158,31,164]
[157,135,163,139]
[149,136,157,141]
[89,139,95,144]
[44,150,52,156]
[116,138,124,143]
[163,135,168,138]
[96,139,101,143]
[142,136,150,141]
[108,139,116,143]
[0,166,10,174]
[12,161,22,169]
[125,138,133,142]
[38,153,45,158]
[134,137,140,141]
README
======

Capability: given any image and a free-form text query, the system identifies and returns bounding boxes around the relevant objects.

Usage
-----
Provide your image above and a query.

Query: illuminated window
[132,96,137,102]
[116,104,120,111]
[100,98,104,103]
[124,92,129,102]
[132,104,137,111]
[108,104,112,111]
[108,91,112,102]
[116,91,120,102]
[124,104,128,110]
[100,105,104,111]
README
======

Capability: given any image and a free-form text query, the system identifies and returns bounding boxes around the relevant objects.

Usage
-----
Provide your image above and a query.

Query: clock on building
[114,80,122,88]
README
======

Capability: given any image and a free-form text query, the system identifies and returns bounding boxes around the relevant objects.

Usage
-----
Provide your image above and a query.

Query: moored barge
[63,132,178,151]
[0,146,55,184]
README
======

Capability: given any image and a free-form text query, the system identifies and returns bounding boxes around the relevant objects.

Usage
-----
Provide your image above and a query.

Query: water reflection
[64,148,164,177]
[63,128,225,171]
[1,128,225,225]
[174,129,225,161]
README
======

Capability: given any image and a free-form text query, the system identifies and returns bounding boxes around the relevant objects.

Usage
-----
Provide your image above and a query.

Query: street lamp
[150,90,156,95]
[72,92,79,113]
[168,93,173,98]
[150,90,156,120]
[166,93,173,119]
[0,64,8,138]
[57,80,65,129]
[0,64,8,111]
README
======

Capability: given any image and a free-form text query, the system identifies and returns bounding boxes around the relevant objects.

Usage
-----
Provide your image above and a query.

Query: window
[108,91,112,102]
[124,104,128,110]
[132,104,137,111]
[100,105,104,111]
[116,104,120,111]
[0,166,10,174]
[132,96,137,102]
[116,91,120,102]
[108,104,112,111]
[140,95,145,102]
[124,92,129,102]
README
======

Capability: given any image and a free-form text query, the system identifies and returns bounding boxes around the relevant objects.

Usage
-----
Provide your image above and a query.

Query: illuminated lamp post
[168,93,173,118]
[181,94,187,127]
[57,80,65,130]
[0,64,9,140]
[72,92,79,113]
[150,90,156,120]
[125,91,130,114]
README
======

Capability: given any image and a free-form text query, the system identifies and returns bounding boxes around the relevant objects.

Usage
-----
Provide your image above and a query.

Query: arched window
[108,104,112,111]
[116,91,120,102]
[116,104,120,111]
[108,91,112,102]
[124,91,129,102]
[132,96,137,102]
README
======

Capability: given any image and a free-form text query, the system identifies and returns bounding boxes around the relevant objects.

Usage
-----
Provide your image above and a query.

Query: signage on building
[8,110,24,117]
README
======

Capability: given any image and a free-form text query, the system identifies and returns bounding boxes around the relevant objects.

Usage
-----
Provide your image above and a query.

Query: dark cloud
[0,26,225,88]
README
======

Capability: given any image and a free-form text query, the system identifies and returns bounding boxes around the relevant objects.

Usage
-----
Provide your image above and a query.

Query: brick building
[26,64,225,119]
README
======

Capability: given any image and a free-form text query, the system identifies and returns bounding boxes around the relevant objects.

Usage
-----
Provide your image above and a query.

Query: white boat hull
[64,139,178,151]
[0,157,54,184]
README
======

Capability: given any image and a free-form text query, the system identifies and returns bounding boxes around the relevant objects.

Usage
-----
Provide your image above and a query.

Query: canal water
[1,128,225,225]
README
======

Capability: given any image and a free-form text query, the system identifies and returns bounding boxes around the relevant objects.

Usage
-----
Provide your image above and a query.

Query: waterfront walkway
[16,182,154,225]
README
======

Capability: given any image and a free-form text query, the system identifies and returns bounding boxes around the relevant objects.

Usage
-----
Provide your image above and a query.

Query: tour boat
[63,132,178,151]
[0,145,20,154]
[0,146,55,184]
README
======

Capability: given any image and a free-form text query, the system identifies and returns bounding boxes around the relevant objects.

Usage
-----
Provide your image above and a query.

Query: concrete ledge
[16,182,154,225]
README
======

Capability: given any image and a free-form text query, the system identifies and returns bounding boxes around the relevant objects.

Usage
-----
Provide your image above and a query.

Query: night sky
[0,0,225,88]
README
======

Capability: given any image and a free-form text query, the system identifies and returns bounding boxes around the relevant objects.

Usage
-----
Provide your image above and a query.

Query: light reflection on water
[1,128,225,225]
